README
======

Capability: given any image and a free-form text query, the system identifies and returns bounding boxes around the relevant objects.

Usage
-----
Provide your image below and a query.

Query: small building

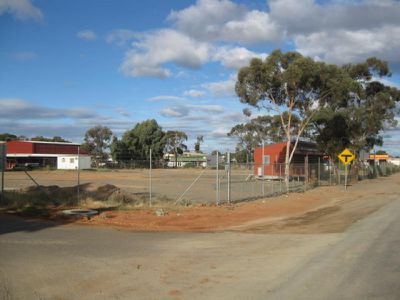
[369,154,389,164]
[166,152,207,168]
[253,141,324,179]
[4,140,91,170]
[388,157,400,166]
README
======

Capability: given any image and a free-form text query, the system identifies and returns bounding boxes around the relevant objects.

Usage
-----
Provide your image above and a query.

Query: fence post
[77,145,80,204]
[216,151,220,205]
[304,155,308,192]
[318,157,321,186]
[262,141,265,197]
[149,148,152,206]
[0,143,5,204]
[227,152,231,204]
[279,163,282,193]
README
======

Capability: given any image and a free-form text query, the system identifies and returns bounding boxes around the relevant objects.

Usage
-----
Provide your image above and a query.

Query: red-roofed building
[254,141,325,179]
[4,141,91,170]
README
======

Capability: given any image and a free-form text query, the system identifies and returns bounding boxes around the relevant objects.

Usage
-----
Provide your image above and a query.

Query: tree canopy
[164,130,188,167]
[31,136,70,143]
[235,49,399,189]
[82,125,113,165]
[111,119,166,161]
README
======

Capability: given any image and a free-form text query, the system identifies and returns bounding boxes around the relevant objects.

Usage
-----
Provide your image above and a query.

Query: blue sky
[1,0,400,155]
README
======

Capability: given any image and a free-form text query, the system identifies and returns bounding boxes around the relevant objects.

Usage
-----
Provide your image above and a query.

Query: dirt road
[78,174,399,233]
[1,174,399,299]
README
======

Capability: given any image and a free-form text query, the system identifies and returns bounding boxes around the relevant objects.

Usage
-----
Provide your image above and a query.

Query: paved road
[1,195,399,299]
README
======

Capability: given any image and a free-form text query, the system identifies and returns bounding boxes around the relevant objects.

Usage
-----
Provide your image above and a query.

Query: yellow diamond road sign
[338,148,355,165]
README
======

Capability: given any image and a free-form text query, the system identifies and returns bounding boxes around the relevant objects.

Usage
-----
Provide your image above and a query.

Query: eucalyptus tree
[164,130,188,167]
[111,119,165,162]
[194,135,204,153]
[83,125,113,166]
[236,50,353,190]
[313,58,400,159]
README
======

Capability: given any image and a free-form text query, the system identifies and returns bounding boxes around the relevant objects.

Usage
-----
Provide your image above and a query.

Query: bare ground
[74,173,400,234]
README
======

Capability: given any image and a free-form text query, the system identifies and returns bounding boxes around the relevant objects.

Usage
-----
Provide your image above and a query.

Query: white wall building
[57,155,91,170]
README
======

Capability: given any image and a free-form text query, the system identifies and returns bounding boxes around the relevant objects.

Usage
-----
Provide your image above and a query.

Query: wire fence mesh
[1,153,399,208]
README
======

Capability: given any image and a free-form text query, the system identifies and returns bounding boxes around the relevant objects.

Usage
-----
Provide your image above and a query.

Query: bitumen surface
[1,195,400,299]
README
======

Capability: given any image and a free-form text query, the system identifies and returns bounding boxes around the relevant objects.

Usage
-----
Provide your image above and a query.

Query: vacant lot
[4,168,305,204]
[77,173,399,233]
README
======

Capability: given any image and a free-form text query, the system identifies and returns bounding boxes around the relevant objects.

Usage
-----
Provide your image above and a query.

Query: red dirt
[75,174,400,233]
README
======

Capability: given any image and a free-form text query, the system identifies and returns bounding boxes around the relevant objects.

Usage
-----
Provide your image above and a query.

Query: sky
[1,0,400,155]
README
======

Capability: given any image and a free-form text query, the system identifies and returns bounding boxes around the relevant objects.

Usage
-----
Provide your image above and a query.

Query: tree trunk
[284,140,291,192]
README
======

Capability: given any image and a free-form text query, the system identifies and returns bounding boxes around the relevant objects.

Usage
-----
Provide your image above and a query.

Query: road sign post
[338,148,355,190]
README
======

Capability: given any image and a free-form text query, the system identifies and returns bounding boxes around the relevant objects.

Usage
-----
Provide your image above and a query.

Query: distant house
[166,152,207,168]
[389,157,400,166]
[369,154,389,163]
[253,141,325,179]
[3,140,91,170]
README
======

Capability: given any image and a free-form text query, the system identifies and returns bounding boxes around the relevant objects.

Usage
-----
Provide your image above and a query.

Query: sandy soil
[75,173,400,234]
[5,168,280,204]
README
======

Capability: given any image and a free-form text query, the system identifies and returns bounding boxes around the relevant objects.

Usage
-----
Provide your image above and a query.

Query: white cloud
[10,51,37,61]
[219,10,282,44]
[114,107,130,117]
[168,0,281,44]
[168,0,245,40]
[77,30,97,41]
[146,95,185,102]
[0,0,42,21]
[110,0,400,78]
[269,0,400,35]
[204,74,236,98]
[183,89,204,97]
[213,47,267,69]
[187,104,224,113]
[295,26,400,64]
[160,106,189,118]
[267,0,400,66]
[159,104,224,119]
[106,29,137,46]
[120,29,211,78]
[0,99,139,142]
[0,98,99,120]
[210,127,231,138]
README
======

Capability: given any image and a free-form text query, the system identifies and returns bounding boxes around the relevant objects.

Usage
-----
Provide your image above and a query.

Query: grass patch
[0,183,177,214]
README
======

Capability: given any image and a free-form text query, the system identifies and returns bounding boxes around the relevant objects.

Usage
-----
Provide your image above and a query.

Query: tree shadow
[0,213,64,235]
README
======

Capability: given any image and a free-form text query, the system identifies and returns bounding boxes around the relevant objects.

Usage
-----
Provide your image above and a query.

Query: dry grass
[0,183,176,214]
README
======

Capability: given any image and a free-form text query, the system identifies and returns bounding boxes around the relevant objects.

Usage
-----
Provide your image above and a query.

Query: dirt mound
[3,184,147,208]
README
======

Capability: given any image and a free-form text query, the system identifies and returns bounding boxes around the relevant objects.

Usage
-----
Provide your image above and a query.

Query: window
[70,158,75,163]
[263,155,270,165]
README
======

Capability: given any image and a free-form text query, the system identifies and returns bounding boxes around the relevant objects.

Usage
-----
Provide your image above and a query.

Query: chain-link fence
[1,153,399,208]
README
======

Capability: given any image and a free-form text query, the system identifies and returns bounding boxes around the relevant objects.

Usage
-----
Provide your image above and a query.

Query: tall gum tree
[235,50,355,191]
[313,58,400,167]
